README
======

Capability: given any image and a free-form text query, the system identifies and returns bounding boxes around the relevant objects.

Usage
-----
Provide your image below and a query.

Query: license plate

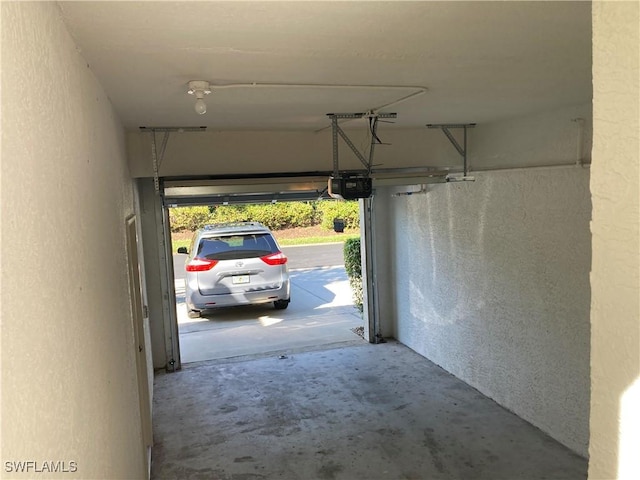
[232,275,250,284]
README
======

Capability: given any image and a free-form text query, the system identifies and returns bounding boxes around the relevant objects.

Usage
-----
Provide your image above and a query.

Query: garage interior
[2,2,638,480]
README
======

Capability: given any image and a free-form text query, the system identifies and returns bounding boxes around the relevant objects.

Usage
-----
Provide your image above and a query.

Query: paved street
[173,243,363,363]
[281,242,345,269]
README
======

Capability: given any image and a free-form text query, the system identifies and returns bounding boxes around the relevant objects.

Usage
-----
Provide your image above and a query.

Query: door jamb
[361,196,381,343]
[125,215,153,472]
[154,194,181,371]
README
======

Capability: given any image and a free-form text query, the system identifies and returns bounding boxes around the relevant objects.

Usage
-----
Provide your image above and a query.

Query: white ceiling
[59,1,592,131]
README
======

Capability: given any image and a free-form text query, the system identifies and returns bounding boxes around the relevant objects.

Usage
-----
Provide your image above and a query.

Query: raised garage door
[162,174,332,206]
[162,168,449,207]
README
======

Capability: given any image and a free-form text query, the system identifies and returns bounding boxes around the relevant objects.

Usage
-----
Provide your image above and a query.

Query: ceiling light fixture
[187,80,212,115]
[184,80,428,123]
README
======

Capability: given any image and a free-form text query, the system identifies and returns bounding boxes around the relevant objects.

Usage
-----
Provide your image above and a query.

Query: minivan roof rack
[202,221,266,230]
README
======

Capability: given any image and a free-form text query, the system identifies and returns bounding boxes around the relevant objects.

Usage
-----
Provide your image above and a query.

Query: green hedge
[317,201,360,230]
[169,206,212,232]
[209,205,252,225]
[244,203,317,230]
[169,200,358,233]
[343,237,363,312]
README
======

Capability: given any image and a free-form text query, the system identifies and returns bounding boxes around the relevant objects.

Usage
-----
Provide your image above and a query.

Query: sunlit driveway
[175,265,364,363]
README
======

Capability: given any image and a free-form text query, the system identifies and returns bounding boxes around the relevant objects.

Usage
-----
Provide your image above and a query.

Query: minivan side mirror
[177,247,188,254]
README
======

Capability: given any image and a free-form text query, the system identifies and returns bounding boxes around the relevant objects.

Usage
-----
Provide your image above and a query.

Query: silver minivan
[178,222,290,318]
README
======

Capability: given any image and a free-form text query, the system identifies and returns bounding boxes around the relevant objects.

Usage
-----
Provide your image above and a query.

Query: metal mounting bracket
[327,113,396,176]
[427,123,476,180]
[140,126,207,194]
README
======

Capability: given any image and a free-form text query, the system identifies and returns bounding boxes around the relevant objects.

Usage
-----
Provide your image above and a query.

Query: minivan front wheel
[274,299,290,310]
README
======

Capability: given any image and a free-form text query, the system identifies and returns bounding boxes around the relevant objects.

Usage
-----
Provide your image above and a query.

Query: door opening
[169,200,369,363]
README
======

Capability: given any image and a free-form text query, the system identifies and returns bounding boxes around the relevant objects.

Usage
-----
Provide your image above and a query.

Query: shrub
[245,202,316,230]
[317,200,360,230]
[209,205,250,224]
[343,237,363,312]
[169,200,359,233]
[169,206,212,232]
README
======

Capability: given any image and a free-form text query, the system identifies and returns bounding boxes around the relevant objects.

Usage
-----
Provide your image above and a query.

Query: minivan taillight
[186,257,218,272]
[260,252,288,265]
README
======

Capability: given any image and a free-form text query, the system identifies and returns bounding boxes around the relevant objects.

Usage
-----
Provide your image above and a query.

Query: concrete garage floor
[151,342,587,480]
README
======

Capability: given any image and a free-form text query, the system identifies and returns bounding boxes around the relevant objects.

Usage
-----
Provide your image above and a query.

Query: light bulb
[194,98,207,115]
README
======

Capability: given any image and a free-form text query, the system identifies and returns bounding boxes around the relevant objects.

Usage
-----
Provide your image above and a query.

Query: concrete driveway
[175,244,364,363]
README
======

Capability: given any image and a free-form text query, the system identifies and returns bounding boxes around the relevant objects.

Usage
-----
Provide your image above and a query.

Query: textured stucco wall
[471,104,593,169]
[589,2,640,479]
[387,164,592,456]
[1,3,146,478]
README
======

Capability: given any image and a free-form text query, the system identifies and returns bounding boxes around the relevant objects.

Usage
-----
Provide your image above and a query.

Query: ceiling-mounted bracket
[139,126,207,194]
[427,123,476,181]
[326,112,396,199]
[327,112,397,176]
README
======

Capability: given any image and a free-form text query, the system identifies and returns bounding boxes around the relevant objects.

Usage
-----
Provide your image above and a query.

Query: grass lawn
[170,226,360,253]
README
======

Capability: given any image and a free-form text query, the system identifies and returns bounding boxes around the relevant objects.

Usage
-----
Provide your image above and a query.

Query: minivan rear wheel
[274,299,289,310]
